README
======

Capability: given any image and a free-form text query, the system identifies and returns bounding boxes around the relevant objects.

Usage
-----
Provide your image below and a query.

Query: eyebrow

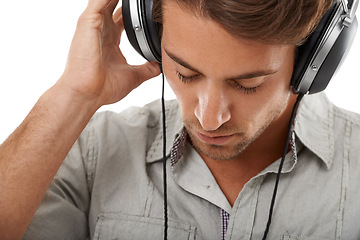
[164,48,278,80]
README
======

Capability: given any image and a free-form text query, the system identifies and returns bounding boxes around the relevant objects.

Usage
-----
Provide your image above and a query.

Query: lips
[196,131,235,145]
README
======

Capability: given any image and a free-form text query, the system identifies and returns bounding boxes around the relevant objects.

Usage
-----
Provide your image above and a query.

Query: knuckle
[77,11,103,29]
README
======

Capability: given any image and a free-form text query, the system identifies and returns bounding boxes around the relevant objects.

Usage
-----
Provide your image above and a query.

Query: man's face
[161,1,297,161]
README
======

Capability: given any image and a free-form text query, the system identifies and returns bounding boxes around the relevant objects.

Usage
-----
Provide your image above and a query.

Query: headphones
[122,0,358,95]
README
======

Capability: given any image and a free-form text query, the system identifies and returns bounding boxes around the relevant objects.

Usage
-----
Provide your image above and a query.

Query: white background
[0,0,359,144]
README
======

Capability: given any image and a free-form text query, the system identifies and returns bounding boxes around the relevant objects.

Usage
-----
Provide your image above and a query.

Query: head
[154,0,332,160]
[154,0,333,45]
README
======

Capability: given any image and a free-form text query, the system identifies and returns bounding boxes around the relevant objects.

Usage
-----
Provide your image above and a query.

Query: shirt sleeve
[23,129,94,240]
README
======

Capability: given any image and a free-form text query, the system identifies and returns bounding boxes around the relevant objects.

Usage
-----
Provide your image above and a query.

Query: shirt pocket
[93,213,197,240]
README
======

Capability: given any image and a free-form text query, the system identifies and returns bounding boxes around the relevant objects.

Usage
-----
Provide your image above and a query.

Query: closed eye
[235,84,260,94]
[176,70,263,94]
[176,71,202,83]
[229,79,262,94]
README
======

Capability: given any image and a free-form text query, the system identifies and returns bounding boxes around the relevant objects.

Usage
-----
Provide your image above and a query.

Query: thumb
[133,62,162,84]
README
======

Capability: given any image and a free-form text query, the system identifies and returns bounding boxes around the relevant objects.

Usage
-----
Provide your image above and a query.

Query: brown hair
[153,0,333,45]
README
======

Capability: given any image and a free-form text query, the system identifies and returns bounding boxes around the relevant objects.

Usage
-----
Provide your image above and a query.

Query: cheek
[232,78,291,129]
[258,81,290,111]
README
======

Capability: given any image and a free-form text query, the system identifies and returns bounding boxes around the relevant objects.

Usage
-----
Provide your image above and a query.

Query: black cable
[159,64,168,240]
[262,93,304,240]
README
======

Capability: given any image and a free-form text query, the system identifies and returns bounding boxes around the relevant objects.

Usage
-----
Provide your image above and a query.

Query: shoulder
[74,99,182,165]
[84,99,180,141]
[322,95,360,154]
[295,93,360,168]
[297,92,360,138]
[331,102,360,163]
[332,102,360,126]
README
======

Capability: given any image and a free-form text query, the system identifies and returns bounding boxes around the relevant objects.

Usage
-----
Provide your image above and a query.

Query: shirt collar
[294,92,334,169]
[146,99,184,163]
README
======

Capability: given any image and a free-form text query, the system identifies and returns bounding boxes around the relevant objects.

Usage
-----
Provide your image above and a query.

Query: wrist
[40,81,100,134]
[53,75,103,113]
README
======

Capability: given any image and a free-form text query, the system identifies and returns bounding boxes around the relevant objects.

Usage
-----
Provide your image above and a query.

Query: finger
[133,62,161,84]
[87,0,111,12]
[113,7,122,23]
[106,0,120,14]
[101,0,120,28]
[113,8,124,30]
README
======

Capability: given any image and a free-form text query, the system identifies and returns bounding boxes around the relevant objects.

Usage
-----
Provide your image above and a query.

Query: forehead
[161,1,294,76]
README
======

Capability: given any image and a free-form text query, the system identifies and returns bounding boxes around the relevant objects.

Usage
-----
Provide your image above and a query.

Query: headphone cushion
[142,0,162,61]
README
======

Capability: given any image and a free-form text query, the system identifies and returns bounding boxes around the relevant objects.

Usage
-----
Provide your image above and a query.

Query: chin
[187,130,251,161]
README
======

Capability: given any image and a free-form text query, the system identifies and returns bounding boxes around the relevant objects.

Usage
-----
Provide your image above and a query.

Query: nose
[194,86,231,131]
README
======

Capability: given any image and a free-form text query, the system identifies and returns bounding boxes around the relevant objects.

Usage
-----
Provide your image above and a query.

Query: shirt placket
[225,177,264,240]
[171,129,232,240]
[225,131,298,239]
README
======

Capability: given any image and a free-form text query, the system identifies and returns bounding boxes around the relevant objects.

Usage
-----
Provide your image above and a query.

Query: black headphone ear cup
[122,0,161,62]
[291,2,358,94]
[309,17,358,93]
[291,3,337,93]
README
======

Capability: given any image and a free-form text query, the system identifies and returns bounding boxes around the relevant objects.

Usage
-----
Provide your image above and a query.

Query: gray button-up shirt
[24,92,360,239]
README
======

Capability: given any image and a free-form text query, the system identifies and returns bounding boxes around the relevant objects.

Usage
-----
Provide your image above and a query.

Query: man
[0,0,359,239]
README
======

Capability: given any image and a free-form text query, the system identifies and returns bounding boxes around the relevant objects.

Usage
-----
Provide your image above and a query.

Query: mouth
[196,131,235,145]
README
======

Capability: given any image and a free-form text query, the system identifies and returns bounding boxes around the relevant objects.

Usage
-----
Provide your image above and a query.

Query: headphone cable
[160,64,169,240]
[262,93,304,239]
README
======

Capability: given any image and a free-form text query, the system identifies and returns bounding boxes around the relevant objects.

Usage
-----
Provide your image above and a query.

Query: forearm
[0,82,99,239]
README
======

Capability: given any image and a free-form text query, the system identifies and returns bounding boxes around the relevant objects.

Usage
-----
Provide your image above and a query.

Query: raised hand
[60,0,161,108]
